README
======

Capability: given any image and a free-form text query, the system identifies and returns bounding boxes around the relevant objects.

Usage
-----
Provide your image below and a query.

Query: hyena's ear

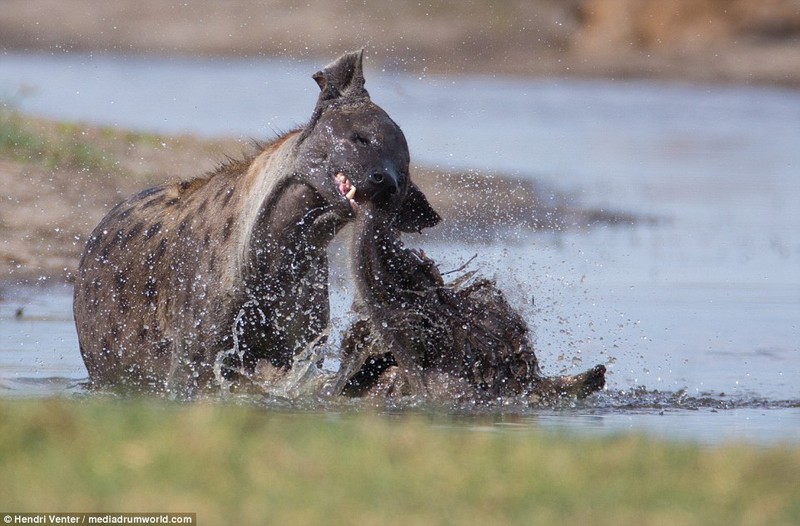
[395,183,441,233]
[302,50,370,141]
[312,50,369,104]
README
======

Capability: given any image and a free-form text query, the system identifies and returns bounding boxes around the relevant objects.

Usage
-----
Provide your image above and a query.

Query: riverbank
[0,109,636,284]
[0,111,240,283]
[2,0,800,87]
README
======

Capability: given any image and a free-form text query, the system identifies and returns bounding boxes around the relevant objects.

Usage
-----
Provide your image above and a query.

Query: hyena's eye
[351,132,371,146]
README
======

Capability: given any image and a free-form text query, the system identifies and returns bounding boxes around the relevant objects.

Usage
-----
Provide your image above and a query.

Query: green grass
[0,398,798,525]
[0,107,115,172]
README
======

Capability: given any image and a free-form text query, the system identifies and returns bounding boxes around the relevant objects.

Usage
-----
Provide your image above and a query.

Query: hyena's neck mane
[210,131,336,290]
[166,130,318,290]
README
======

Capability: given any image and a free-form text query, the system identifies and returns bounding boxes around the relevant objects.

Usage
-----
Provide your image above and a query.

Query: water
[1,52,798,444]
[0,284,85,396]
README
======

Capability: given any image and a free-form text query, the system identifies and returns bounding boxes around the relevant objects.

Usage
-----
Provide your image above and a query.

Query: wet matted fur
[73,51,439,396]
[338,202,606,403]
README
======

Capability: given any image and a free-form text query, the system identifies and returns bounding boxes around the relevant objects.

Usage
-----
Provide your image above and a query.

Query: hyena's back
[74,163,247,391]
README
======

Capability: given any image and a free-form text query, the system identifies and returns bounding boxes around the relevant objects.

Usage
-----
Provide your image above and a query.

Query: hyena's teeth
[335,172,346,183]
[346,186,357,200]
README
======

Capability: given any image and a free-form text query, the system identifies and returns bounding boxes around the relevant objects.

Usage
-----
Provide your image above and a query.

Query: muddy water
[1,53,798,444]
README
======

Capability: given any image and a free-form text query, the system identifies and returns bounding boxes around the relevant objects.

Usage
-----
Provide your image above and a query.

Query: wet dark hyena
[338,201,606,403]
[73,51,439,395]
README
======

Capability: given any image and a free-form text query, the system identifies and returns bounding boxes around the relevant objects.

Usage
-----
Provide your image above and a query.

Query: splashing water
[2,284,797,447]
[1,54,799,445]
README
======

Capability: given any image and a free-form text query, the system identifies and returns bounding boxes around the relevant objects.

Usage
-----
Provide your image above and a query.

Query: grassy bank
[0,109,111,171]
[0,398,798,525]
[0,107,239,282]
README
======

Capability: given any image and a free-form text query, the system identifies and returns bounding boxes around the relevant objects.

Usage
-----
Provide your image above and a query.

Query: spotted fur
[73,51,439,395]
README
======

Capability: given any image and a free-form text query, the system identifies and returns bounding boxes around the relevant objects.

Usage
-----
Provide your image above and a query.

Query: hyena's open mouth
[334,172,358,210]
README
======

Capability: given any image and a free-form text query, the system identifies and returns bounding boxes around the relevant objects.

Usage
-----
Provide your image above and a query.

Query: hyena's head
[295,50,440,233]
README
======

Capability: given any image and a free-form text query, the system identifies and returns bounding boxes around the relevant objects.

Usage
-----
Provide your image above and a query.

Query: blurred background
[1,0,798,442]
[2,0,800,85]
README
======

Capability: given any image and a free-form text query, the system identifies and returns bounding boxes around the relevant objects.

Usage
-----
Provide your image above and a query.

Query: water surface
[1,53,798,444]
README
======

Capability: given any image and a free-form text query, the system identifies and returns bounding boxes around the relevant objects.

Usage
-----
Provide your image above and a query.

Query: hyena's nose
[369,171,399,195]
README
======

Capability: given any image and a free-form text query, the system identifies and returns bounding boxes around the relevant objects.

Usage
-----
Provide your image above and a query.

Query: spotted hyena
[73,51,440,395]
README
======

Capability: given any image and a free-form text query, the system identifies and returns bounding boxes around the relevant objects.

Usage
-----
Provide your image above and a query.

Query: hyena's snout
[368,169,400,196]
